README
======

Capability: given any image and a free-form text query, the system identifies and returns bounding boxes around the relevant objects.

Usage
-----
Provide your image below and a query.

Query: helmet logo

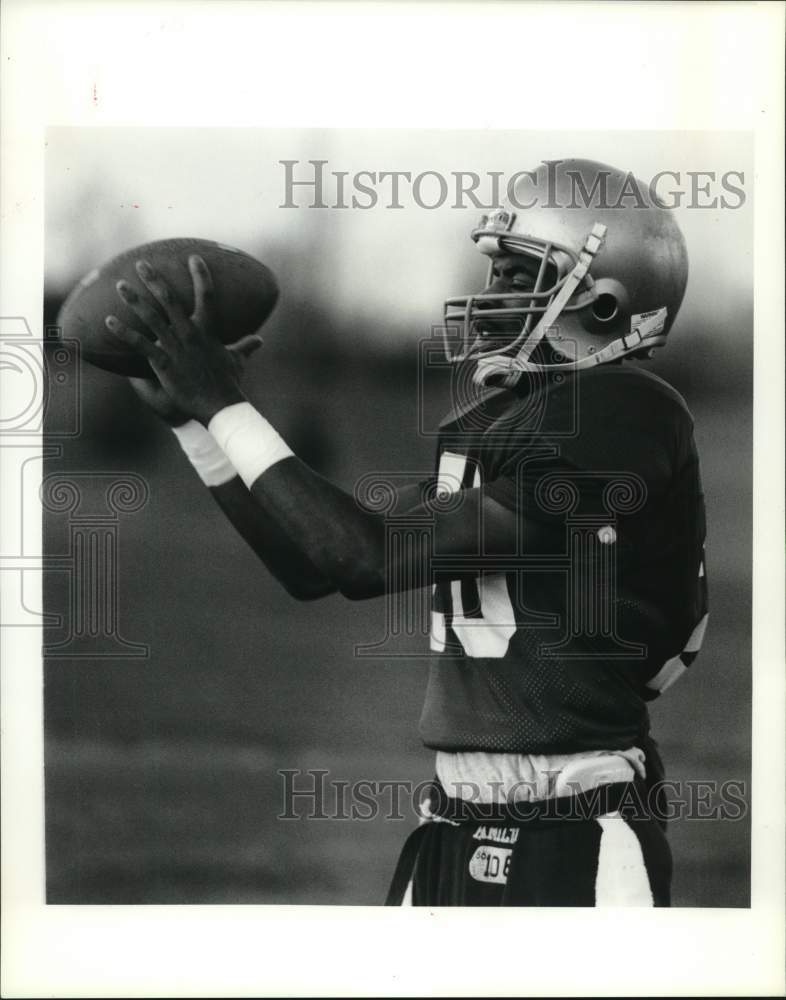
[477,209,516,234]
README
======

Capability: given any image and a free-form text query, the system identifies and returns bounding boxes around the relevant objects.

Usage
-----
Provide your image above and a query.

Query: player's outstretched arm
[124,317,336,601]
[107,255,524,599]
[237,456,523,599]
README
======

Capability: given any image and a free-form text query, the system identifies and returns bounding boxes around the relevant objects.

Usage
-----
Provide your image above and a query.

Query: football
[57,237,280,376]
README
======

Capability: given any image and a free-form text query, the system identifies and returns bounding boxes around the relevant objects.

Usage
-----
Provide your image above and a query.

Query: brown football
[56,237,280,376]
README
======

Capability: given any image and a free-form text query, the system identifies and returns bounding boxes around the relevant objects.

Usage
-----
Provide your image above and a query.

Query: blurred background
[43,129,751,905]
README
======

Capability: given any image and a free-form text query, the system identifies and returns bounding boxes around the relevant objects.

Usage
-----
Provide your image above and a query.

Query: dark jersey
[419,363,708,755]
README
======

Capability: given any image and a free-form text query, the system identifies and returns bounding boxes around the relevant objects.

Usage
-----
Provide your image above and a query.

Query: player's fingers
[227,334,263,359]
[128,374,165,395]
[115,280,174,347]
[134,259,189,332]
[128,375,153,394]
[105,316,170,370]
[188,255,216,330]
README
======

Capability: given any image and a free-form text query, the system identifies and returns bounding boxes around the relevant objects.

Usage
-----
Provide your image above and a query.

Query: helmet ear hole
[592,292,618,322]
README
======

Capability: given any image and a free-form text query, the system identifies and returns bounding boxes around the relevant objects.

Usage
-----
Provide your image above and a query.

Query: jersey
[419,363,708,755]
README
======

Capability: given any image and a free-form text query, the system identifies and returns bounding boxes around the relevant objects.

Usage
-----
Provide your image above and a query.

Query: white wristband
[208,402,294,489]
[171,420,236,487]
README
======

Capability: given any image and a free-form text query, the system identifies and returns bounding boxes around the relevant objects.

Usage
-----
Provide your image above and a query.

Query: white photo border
[1,2,784,997]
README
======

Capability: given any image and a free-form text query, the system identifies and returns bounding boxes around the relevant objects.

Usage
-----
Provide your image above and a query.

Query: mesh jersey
[419,363,708,755]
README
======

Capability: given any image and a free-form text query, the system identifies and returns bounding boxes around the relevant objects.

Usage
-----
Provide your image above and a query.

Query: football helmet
[443,158,689,382]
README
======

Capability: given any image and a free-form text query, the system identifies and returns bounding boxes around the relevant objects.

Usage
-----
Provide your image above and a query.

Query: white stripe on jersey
[684,612,709,653]
[430,606,446,652]
[646,654,687,694]
[594,811,654,906]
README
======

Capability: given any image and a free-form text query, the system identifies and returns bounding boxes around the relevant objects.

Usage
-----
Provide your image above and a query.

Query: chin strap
[518,223,608,362]
[472,222,607,388]
[473,307,669,387]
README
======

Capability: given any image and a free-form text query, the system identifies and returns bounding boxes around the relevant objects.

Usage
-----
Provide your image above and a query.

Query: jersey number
[430,451,517,658]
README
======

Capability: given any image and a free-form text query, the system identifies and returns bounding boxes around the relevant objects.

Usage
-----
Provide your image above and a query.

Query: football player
[106,158,708,906]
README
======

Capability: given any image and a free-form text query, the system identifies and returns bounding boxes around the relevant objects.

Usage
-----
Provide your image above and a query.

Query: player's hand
[105,255,261,425]
[127,372,188,426]
[127,335,264,427]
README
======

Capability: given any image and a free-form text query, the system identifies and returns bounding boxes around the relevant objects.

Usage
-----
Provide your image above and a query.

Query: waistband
[435,746,646,804]
[419,776,651,826]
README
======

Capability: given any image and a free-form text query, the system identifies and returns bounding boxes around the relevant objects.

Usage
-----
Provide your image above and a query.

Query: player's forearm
[208,477,338,600]
[171,418,336,600]
[205,402,388,598]
[205,403,555,601]
[247,458,388,599]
